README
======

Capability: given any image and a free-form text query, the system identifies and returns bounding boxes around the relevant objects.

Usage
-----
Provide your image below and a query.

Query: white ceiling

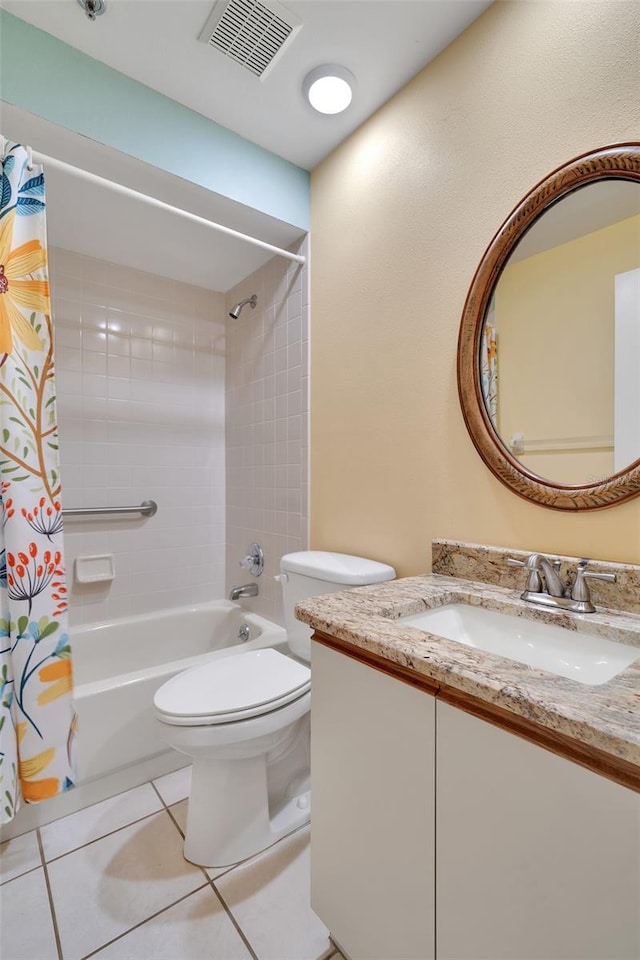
[0,0,492,290]
[0,0,492,171]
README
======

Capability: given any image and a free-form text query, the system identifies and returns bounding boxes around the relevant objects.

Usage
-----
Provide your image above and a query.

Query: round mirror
[458,143,640,510]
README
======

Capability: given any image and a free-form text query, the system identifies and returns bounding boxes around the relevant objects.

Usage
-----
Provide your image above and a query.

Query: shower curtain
[0,141,75,823]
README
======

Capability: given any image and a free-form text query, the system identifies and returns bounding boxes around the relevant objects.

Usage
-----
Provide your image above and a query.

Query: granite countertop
[296,572,640,768]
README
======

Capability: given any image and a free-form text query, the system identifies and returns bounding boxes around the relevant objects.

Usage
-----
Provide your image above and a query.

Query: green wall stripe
[0,9,310,228]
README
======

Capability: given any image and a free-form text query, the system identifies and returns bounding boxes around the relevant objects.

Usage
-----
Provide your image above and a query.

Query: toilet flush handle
[273,573,289,583]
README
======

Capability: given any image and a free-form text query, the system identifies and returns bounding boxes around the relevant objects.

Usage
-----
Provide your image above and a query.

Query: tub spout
[229,583,259,601]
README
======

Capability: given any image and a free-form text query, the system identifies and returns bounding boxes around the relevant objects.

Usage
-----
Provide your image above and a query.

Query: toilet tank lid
[280,551,396,585]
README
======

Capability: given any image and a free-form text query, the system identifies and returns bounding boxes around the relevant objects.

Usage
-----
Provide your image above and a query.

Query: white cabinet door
[311,641,436,960]
[436,700,640,960]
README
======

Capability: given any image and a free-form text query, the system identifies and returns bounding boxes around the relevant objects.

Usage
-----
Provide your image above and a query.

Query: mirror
[458,143,640,511]
[484,179,640,485]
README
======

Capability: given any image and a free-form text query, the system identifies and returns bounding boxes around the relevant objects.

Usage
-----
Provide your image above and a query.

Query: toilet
[153,551,395,867]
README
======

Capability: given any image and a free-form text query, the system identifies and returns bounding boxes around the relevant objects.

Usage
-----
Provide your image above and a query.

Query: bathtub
[72,601,287,783]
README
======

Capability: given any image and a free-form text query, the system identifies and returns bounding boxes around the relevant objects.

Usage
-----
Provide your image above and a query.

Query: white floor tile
[40,782,163,862]
[0,867,58,960]
[92,884,253,960]
[47,809,206,960]
[0,830,41,884]
[168,798,187,835]
[215,825,332,960]
[152,764,192,806]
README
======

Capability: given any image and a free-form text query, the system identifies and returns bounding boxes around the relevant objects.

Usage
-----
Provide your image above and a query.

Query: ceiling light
[303,65,355,115]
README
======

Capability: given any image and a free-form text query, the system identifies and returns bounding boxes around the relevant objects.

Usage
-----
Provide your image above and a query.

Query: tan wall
[496,214,640,485]
[310,0,640,575]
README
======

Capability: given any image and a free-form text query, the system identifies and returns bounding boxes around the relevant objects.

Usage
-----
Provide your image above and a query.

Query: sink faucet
[506,554,616,614]
[229,582,259,601]
[524,553,565,598]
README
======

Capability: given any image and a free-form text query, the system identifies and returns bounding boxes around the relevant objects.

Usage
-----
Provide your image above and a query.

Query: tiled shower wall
[52,248,227,626]
[225,237,310,624]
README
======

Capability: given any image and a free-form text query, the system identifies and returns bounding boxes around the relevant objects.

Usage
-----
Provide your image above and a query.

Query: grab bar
[63,500,158,519]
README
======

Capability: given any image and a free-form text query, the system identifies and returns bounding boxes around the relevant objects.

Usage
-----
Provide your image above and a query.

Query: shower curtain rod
[29,150,307,266]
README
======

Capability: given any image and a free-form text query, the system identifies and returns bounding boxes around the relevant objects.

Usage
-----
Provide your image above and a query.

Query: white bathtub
[72,601,287,783]
[0,601,291,839]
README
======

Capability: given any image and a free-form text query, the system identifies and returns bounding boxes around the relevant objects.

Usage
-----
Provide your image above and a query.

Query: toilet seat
[154,648,311,727]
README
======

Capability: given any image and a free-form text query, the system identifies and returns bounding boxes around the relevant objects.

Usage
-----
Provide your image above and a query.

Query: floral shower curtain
[0,141,75,823]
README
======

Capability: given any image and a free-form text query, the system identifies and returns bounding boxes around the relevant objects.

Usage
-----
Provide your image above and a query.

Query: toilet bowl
[154,551,395,867]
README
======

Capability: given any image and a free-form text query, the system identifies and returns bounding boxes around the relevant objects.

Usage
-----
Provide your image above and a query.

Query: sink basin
[401,603,640,685]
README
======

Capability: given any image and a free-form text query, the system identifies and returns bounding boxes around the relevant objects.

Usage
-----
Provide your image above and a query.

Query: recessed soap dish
[75,554,115,584]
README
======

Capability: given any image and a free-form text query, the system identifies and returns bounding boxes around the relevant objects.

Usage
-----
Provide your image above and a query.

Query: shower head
[229,294,257,320]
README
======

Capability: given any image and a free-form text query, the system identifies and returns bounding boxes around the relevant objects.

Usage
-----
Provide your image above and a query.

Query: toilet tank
[279,551,396,663]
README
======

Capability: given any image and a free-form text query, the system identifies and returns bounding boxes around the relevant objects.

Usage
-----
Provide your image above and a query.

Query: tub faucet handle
[239,543,264,577]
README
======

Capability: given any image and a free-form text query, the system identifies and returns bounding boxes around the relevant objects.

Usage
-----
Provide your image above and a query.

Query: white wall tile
[54,240,308,630]
[53,249,226,626]
[225,237,309,624]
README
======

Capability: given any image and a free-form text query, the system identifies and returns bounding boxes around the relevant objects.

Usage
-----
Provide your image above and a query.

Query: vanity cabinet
[436,701,640,960]
[311,638,640,960]
[311,641,436,960]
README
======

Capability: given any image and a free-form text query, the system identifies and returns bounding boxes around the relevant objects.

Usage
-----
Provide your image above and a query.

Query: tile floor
[0,766,347,960]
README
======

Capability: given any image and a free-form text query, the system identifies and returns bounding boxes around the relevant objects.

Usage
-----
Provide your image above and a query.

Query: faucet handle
[239,543,264,577]
[506,555,542,593]
[585,572,617,583]
[570,560,616,604]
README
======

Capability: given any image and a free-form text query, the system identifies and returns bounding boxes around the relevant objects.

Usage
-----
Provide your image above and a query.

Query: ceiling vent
[199,0,302,79]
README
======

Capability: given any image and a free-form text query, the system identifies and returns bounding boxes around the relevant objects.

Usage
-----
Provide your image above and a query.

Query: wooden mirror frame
[457,143,640,511]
